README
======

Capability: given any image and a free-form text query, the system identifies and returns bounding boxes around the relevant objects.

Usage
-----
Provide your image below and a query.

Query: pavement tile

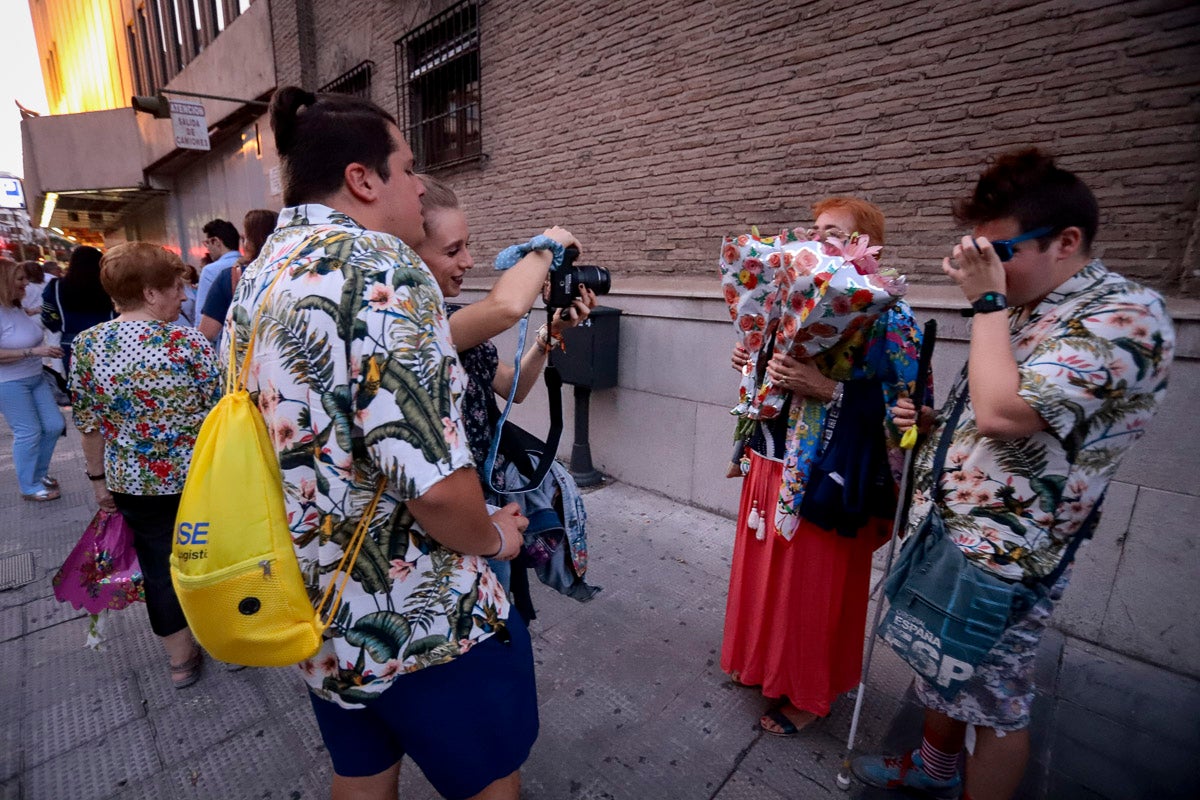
[0,719,20,783]
[22,628,129,713]
[24,675,144,767]
[149,679,270,761]
[709,772,792,800]
[730,729,844,798]
[253,665,310,710]
[22,592,87,633]
[0,604,21,643]
[23,717,161,800]
[156,722,307,799]
[1056,638,1200,746]
[1051,699,1198,799]
[1043,769,1108,800]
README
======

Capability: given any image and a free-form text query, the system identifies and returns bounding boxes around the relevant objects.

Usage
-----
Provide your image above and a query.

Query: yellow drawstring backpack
[172,250,384,666]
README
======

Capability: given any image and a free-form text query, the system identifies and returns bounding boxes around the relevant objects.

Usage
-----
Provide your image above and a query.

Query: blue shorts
[308,614,538,799]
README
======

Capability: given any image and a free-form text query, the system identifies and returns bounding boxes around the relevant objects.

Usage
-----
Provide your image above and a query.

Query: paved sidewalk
[1,424,1197,799]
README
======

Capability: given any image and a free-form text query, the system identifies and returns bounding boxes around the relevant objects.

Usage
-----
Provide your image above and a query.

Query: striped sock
[918,736,960,782]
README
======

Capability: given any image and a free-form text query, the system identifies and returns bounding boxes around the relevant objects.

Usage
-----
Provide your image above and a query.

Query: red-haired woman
[721,197,926,736]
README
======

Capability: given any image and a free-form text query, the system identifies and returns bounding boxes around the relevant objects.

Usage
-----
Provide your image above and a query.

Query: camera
[547,245,611,308]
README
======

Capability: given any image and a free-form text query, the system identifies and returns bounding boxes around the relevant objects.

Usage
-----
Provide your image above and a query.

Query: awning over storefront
[20,107,166,234]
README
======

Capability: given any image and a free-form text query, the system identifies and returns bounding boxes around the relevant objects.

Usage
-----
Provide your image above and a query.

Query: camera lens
[575,265,611,296]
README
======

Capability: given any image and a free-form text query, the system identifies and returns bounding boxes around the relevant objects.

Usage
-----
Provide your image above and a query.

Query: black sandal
[759,707,801,737]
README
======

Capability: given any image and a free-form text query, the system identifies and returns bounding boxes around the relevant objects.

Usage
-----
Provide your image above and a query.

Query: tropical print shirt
[906,260,1174,581]
[70,321,219,495]
[225,204,509,708]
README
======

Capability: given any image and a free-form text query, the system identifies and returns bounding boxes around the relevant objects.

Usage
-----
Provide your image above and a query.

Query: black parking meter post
[549,305,621,488]
[569,385,603,487]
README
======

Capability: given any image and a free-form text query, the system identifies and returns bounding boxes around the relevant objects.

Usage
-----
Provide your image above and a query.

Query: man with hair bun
[226,86,533,800]
[854,149,1174,800]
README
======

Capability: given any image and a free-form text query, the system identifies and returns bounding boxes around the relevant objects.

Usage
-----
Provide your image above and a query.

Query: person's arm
[0,343,61,364]
[357,273,526,559]
[942,235,1046,440]
[406,469,523,559]
[80,429,117,512]
[448,226,579,351]
[198,314,222,342]
[492,287,596,402]
[199,268,234,343]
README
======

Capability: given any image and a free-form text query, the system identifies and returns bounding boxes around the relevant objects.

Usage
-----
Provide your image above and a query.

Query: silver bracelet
[486,521,506,559]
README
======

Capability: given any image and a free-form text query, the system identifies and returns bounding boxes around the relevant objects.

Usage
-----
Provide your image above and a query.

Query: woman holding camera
[720,197,926,737]
[415,176,596,497]
[415,176,595,610]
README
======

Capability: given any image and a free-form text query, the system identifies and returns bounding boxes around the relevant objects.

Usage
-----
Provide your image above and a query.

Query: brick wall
[278,0,1200,294]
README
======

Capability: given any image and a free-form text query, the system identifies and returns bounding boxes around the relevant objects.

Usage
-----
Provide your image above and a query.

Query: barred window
[396,0,481,171]
[320,61,375,100]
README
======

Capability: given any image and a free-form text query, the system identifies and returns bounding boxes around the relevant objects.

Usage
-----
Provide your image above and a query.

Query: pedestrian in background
[41,245,114,375]
[198,208,277,342]
[194,218,240,324]
[0,258,65,501]
[175,262,200,326]
[853,148,1174,800]
[70,242,219,690]
[20,260,47,314]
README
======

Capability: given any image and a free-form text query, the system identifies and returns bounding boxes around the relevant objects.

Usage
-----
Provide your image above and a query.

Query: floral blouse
[906,260,1174,581]
[446,305,508,498]
[70,321,219,495]
[225,204,508,709]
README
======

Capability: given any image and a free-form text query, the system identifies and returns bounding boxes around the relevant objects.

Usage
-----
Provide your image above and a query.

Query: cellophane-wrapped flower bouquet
[719,227,907,422]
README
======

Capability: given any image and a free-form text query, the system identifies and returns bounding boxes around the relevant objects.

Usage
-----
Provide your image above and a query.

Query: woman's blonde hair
[100,243,185,310]
[417,174,460,234]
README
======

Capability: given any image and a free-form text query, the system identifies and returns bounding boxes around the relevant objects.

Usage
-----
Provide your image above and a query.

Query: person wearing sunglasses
[856,148,1175,800]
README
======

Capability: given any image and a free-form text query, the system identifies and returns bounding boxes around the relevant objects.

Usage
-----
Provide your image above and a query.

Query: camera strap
[482,307,564,494]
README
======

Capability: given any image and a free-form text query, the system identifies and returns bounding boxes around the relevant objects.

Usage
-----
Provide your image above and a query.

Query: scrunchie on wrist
[493,235,566,272]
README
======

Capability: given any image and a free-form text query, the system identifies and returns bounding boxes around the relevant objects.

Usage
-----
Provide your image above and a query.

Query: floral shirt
[70,321,219,495]
[225,204,508,708]
[906,260,1174,581]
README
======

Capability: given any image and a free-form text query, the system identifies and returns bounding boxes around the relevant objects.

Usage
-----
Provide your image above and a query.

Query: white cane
[836,318,937,791]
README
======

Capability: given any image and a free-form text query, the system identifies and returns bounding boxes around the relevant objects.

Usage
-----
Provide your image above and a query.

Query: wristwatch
[969,291,1008,315]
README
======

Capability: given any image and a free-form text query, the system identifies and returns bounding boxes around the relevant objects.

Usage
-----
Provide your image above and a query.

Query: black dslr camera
[546,246,611,309]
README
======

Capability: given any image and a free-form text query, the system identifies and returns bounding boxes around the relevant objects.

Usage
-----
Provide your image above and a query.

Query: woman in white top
[0,258,65,500]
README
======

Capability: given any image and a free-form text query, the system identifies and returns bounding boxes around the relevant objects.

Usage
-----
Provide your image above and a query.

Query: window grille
[395,0,481,171]
[320,61,375,100]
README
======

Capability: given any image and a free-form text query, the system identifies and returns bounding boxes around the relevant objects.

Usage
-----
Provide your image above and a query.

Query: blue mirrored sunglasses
[989,226,1055,262]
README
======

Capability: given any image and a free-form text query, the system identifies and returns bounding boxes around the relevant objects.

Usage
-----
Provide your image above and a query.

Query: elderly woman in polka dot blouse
[70,242,220,689]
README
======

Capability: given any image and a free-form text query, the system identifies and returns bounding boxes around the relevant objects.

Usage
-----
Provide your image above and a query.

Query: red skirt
[720,449,889,716]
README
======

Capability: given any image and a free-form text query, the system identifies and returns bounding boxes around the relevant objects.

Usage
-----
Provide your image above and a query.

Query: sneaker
[850,750,961,799]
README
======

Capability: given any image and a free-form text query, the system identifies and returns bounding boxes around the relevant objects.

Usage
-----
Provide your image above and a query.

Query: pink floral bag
[53,510,145,614]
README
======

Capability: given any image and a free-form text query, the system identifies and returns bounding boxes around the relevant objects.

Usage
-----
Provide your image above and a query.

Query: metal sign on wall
[170,100,211,151]
[0,178,25,209]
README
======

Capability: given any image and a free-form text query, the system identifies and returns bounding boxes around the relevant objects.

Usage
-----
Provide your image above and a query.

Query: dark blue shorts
[308,613,538,799]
